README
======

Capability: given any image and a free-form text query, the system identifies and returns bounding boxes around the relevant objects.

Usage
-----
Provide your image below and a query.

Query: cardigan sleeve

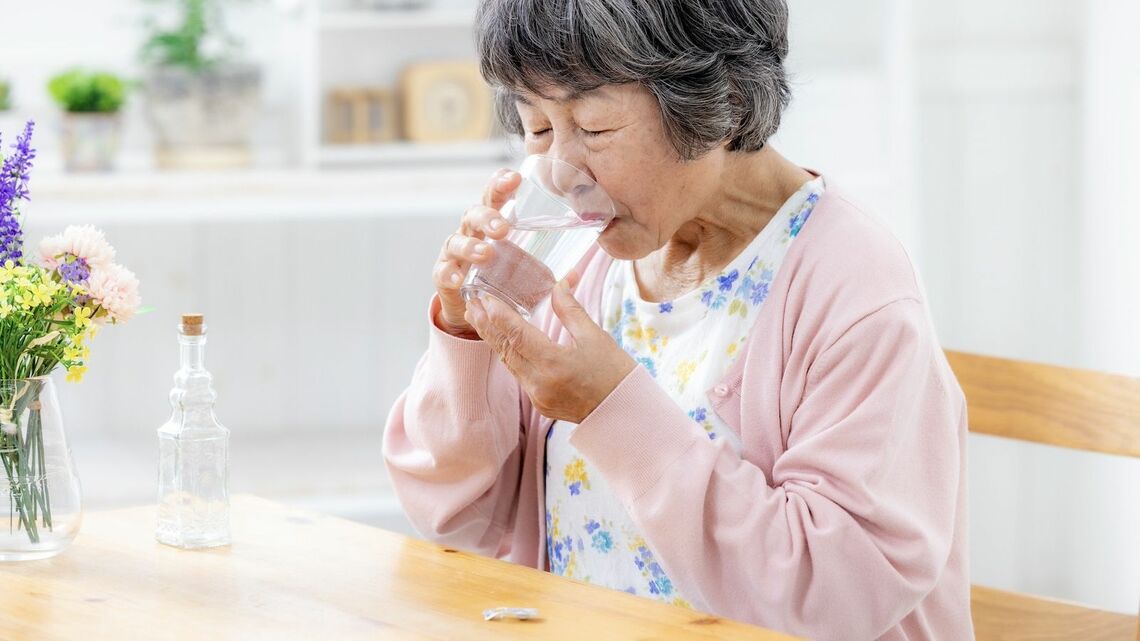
[382,295,526,558]
[569,298,965,640]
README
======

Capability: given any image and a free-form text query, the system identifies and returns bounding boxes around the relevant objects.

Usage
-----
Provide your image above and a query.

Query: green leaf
[47,68,129,113]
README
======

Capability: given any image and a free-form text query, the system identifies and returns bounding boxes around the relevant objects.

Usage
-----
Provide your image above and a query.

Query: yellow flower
[31,284,54,307]
[73,306,94,329]
[75,326,99,346]
[13,289,35,310]
[674,359,697,392]
[0,261,17,285]
[625,324,646,344]
[64,342,89,362]
[563,457,591,492]
[66,365,87,383]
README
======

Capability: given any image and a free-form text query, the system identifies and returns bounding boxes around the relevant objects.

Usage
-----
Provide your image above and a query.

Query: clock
[399,61,493,143]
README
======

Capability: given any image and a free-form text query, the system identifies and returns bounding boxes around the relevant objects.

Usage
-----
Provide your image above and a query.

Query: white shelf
[319,8,474,30]
[26,165,511,224]
[316,140,515,166]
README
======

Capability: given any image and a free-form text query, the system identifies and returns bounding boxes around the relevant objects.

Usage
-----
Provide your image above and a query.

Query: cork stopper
[180,313,205,336]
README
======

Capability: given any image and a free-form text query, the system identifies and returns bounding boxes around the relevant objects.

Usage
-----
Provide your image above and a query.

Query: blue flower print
[717,269,739,293]
[636,356,657,378]
[700,290,713,306]
[750,281,770,306]
[789,193,819,238]
[735,274,754,299]
[650,576,674,596]
[658,301,674,313]
[591,530,614,553]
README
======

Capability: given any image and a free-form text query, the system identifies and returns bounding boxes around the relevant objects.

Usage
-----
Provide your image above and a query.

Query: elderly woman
[383,1,972,639]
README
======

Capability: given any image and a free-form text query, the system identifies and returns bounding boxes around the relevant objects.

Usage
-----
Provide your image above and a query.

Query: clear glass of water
[461,155,615,317]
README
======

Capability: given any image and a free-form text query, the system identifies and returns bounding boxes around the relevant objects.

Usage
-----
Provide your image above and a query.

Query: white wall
[912,0,1139,615]
[3,0,1137,616]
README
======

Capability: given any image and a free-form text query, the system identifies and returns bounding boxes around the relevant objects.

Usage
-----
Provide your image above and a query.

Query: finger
[444,232,493,264]
[434,257,473,330]
[551,278,597,343]
[433,257,467,291]
[460,205,510,240]
[468,295,548,372]
[563,269,581,290]
[483,169,522,211]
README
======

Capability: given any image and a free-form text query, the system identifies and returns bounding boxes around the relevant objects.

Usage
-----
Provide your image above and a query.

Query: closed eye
[527,128,551,137]
[581,128,609,137]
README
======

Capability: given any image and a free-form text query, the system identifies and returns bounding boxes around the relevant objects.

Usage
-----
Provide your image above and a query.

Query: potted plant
[46,69,129,172]
[140,0,262,169]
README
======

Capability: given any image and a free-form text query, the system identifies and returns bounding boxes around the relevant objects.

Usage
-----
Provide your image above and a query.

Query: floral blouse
[544,177,825,606]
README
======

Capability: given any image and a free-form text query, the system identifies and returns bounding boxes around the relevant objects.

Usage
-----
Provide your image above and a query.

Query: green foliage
[140,0,249,72]
[47,69,128,114]
[0,80,10,111]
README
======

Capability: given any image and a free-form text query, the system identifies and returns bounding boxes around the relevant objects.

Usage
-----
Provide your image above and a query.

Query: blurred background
[1,0,1137,616]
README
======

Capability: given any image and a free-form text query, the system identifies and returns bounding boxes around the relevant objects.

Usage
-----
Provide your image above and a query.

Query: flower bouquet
[0,120,140,558]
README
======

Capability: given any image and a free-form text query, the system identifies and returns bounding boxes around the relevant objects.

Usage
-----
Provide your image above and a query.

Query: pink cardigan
[383,186,974,641]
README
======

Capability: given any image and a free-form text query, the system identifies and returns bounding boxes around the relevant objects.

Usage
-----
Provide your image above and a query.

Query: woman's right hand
[433,168,522,338]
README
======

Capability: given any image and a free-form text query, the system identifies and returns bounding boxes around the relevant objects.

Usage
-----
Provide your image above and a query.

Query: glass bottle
[156,313,230,548]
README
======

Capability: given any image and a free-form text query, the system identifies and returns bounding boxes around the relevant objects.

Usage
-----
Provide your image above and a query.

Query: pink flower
[39,225,116,271]
[87,264,141,323]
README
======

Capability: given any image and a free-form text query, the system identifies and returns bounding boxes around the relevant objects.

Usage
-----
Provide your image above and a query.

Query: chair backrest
[943,350,1140,640]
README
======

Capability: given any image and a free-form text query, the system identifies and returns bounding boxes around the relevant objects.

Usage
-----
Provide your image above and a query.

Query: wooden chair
[944,350,1140,641]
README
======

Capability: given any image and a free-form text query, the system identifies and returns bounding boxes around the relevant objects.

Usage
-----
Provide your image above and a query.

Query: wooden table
[0,495,802,640]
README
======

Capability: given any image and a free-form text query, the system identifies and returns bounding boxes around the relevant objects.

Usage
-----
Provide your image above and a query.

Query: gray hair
[475,0,792,161]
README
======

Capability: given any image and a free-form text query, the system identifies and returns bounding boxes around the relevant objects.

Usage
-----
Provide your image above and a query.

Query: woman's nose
[549,159,593,199]
[543,136,592,195]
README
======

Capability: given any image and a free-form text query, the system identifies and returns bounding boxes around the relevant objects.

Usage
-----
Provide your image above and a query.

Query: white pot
[143,64,262,170]
[60,113,122,172]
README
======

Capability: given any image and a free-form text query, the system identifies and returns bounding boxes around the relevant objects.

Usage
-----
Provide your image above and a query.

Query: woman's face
[514,83,725,260]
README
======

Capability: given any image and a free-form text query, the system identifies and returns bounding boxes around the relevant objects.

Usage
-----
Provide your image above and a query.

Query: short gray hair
[475,0,792,161]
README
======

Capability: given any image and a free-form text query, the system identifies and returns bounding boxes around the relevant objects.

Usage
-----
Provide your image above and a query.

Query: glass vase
[0,377,83,561]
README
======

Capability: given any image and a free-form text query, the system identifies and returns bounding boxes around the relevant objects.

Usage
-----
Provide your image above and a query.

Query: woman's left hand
[464,277,636,423]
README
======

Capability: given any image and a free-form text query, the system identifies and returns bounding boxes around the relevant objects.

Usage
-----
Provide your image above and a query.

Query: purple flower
[658,301,673,313]
[0,121,36,264]
[750,281,770,306]
[57,255,92,285]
